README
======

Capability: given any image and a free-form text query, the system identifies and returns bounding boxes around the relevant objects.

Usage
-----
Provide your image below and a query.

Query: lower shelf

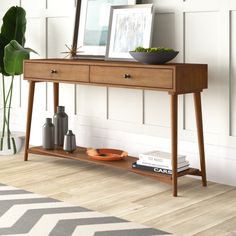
[28,146,202,185]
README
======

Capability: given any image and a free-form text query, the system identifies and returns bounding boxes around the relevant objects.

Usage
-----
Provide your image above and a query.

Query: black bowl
[129,51,179,65]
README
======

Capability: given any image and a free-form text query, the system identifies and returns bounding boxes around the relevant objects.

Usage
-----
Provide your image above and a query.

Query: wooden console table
[23,59,208,197]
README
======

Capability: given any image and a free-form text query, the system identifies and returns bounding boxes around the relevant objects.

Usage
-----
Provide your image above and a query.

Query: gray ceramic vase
[63,130,76,152]
[42,118,54,150]
[53,106,68,146]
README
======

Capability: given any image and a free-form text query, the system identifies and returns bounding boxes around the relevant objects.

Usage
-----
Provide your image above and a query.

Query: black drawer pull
[123,74,131,79]
[51,69,58,74]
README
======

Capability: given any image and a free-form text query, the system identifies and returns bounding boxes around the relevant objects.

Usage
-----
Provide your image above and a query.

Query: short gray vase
[63,130,76,153]
[42,118,54,150]
[53,106,68,146]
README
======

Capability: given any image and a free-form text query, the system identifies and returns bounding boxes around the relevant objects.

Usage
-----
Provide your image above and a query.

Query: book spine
[132,162,189,174]
[132,162,172,174]
[136,159,189,169]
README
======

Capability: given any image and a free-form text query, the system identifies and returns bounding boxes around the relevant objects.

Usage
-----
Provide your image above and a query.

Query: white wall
[1,0,236,186]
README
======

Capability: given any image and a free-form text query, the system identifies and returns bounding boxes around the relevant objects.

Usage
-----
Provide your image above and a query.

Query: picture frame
[105,4,154,61]
[72,0,141,58]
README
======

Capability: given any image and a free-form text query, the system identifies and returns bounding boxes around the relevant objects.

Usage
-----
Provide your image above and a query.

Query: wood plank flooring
[0,153,235,236]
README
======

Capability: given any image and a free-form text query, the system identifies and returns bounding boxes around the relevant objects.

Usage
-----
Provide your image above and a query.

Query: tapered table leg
[24,81,36,161]
[194,92,207,186]
[170,94,178,197]
[53,83,59,113]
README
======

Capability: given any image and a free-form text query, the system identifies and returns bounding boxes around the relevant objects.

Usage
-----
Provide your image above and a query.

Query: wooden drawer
[24,62,89,82]
[90,66,173,89]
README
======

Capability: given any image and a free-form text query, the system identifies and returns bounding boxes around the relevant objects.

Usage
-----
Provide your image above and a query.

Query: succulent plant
[134,46,175,52]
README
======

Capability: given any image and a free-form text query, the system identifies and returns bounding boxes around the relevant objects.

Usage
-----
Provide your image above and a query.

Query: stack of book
[132,150,190,175]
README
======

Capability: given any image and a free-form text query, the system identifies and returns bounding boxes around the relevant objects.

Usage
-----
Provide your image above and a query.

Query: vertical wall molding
[74,85,77,115]
[142,90,145,125]
[182,12,186,131]
[229,10,233,136]
[45,15,49,111]
[106,87,109,120]
[220,10,231,136]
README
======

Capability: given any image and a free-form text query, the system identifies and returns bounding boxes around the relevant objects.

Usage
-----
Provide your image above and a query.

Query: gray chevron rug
[0,183,170,236]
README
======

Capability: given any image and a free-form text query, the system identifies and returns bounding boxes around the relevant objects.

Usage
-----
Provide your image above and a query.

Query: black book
[132,162,189,175]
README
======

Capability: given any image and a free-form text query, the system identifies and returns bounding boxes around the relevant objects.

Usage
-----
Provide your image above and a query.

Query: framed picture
[72,0,141,58]
[105,4,154,61]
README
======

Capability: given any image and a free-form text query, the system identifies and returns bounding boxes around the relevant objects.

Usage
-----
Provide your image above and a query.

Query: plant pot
[0,132,25,156]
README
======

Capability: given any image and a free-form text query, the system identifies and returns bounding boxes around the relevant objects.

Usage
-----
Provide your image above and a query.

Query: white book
[138,155,186,166]
[136,159,189,170]
[139,150,186,160]
[139,151,186,166]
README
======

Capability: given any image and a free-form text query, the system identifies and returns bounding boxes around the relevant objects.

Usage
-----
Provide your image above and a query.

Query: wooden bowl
[86,148,128,161]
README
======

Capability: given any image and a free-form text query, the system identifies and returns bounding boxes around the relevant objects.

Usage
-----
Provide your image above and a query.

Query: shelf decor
[53,106,68,146]
[130,50,179,64]
[87,148,128,161]
[106,4,154,61]
[42,118,54,150]
[63,130,76,153]
[72,0,139,58]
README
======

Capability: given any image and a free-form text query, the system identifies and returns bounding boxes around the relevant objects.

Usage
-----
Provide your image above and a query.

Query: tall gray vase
[53,106,68,146]
[42,118,54,150]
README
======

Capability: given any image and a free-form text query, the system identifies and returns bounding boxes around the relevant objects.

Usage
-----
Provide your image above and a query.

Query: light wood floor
[0,153,235,236]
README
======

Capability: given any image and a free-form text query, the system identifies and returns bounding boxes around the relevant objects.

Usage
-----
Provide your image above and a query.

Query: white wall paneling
[144,91,170,127]
[0,1,20,17]
[230,11,236,136]
[152,13,175,49]
[1,0,236,186]
[77,85,107,119]
[46,0,75,11]
[108,88,143,124]
[25,18,46,58]
[47,17,74,58]
[21,0,46,12]
[184,11,228,134]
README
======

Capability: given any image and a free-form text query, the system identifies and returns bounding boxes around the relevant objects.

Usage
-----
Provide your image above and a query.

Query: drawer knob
[124,74,131,79]
[51,69,58,74]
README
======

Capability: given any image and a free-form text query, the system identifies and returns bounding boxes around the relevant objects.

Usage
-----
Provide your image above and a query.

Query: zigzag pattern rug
[0,183,170,236]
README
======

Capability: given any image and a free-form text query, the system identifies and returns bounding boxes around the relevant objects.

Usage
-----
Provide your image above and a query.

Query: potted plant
[0,6,36,155]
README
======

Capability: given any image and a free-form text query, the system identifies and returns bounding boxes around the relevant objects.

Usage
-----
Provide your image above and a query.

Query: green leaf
[0,6,26,75]
[1,6,26,46]
[24,47,38,55]
[0,34,8,75]
[4,40,34,75]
